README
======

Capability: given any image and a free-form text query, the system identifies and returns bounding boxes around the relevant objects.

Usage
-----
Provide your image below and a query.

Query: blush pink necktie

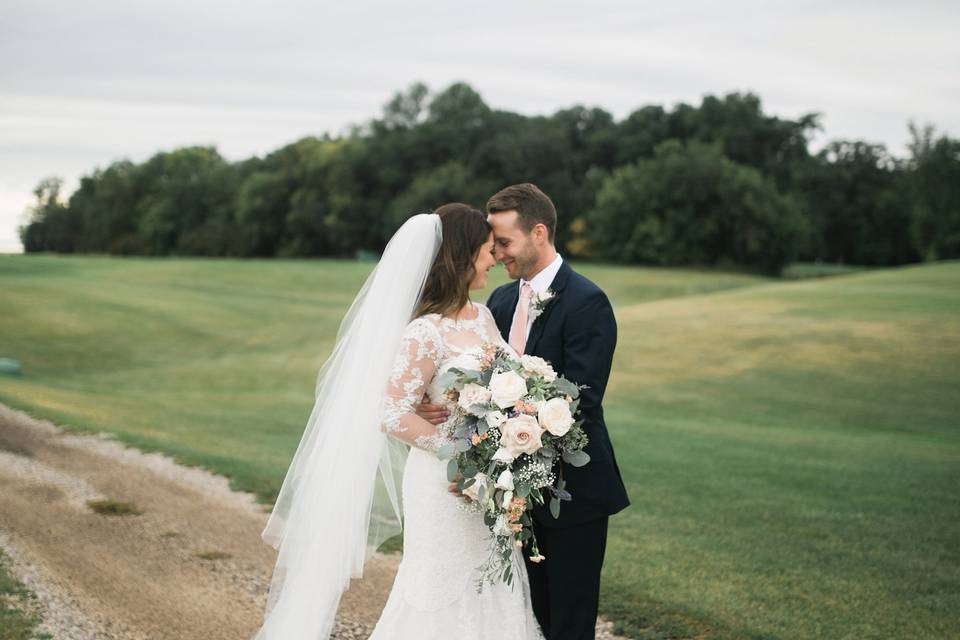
[510,282,534,355]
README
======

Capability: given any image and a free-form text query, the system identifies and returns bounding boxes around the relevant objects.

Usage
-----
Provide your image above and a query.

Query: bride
[254,203,544,639]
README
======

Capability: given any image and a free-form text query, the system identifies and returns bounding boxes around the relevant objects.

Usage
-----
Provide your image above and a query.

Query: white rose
[486,410,507,428]
[538,397,574,436]
[520,355,557,382]
[495,469,514,491]
[489,370,528,409]
[462,472,487,502]
[499,414,544,458]
[501,489,514,509]
[492,447,515,463]
[446,351,481,373]
[457,383,491,414]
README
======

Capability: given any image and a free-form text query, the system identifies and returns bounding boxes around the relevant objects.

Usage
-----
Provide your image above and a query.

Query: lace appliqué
[381,318,449,452]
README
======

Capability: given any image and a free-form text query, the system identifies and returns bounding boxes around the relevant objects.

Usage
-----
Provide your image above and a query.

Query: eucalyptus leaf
[436,443,455,460]
[549,497,561,519]
[435,370,458,388]
[446,458,459,482]
[516,483,531,498]
[455,439,472,453]
[562,449,591,467]
[553,377,580,399]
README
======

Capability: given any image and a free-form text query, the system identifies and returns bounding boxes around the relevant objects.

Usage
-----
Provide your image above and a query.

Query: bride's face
[469,232,497,290]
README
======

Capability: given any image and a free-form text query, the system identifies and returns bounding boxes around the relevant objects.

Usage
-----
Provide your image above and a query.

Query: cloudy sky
[2,0,957,253]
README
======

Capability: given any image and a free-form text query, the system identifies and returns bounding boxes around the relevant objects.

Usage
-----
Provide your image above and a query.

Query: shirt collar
[521,253,563,295]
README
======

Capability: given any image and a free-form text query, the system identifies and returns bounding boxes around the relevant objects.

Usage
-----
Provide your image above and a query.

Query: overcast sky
[2,0,957,253]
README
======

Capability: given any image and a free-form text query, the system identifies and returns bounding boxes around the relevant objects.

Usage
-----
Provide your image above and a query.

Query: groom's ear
[531,223,552,246]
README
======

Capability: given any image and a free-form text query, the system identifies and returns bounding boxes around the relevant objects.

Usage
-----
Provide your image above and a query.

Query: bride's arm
[380,319,447,454]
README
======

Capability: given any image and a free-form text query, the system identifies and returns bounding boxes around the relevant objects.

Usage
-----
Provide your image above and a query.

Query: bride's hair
[414,203,491,319]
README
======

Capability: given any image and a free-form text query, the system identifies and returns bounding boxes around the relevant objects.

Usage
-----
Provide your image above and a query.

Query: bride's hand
[414,402,450,425]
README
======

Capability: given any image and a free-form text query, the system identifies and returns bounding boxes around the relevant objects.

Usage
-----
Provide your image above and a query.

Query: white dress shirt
[511,253,563,342]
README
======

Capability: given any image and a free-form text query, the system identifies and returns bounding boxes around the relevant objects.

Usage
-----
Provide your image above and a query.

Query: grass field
[1,254,958,639]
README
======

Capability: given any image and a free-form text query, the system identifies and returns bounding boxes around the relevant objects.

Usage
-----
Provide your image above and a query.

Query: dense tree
[19,177,71,253]
[586,140,805,273]
[906,123,960,261]
[796,141,916,265]
[17,82,957,272]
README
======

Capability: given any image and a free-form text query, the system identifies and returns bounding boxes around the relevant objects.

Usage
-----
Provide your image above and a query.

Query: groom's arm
[563,289,617,418]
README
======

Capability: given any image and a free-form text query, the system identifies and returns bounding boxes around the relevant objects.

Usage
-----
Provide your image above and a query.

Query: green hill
[1,254,957,638]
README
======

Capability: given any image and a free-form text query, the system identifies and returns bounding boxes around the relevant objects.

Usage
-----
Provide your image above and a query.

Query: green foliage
[16,83,956,272]
[795,140,916,265]
[587,140,806,273]
[906,122,960,261]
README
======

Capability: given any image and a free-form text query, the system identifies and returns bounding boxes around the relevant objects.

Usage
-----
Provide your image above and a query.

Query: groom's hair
[486,183,557,244]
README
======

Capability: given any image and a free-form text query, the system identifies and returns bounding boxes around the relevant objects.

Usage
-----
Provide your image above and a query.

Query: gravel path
[0,403,627,639]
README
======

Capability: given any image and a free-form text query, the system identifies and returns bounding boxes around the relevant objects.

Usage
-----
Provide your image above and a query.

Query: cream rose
[489,370,528,409]
[520,355,557,382]
[446,351,482,373]
[538,397,574,436]
[499,414,544,458]
[457,383,491,413]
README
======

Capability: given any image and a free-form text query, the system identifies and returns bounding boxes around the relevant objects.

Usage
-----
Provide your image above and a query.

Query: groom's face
[486,209,540,281]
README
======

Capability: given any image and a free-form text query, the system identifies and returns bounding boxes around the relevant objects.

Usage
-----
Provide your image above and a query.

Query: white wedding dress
[371,302,544,640]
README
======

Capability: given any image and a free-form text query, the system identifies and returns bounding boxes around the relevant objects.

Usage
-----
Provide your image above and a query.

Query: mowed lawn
[1,254,958,639]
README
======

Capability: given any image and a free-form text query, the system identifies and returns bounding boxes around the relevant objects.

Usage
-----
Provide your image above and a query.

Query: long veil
[255,213,442,639]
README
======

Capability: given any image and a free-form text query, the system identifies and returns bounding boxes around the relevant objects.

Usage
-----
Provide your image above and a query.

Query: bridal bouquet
[435,344,590,589]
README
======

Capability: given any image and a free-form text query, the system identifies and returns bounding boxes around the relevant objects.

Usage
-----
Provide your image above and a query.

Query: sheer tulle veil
[254,213,442,639]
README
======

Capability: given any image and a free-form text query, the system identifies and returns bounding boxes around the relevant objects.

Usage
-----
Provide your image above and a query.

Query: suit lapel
[495,280,520,342]
[524,261,572,355]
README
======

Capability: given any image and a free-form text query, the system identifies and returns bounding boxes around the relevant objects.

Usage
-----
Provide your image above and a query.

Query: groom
[421,183,630,639]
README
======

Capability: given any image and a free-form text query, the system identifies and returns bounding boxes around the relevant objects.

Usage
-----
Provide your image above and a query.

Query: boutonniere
[529,288,556,322]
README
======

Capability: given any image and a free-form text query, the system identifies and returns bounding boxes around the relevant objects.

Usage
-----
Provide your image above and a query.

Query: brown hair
[486,183,557,243]
[415,203,491,318]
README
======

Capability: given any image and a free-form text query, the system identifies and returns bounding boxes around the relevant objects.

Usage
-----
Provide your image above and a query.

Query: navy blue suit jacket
[486,261,630,528]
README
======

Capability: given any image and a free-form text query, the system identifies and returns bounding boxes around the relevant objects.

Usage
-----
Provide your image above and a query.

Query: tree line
[19,82,960,273]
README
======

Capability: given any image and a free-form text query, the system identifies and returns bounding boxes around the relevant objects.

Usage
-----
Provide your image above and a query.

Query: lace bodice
[372,302,544,639]
[381,302,510,453]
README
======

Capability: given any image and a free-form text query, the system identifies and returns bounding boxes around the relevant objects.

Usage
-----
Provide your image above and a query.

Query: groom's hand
[448,474,469,500]
[414,402,450,425]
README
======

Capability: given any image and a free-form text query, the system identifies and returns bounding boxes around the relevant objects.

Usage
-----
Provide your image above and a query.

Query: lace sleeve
[380,317,448,454]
